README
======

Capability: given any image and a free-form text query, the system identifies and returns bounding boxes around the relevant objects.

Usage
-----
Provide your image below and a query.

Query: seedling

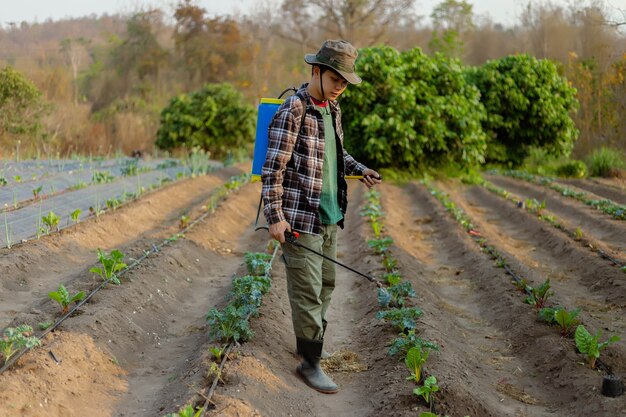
[206,304,253,343]
[48,284,86,314]
[406,346,430,383]
[512,278,530,293]
[13,175,21,183]
[90,248,127,285]
[92,170,115,184]
[0,176,6,186]
[575,325,620,369]
[70,209,82,224]
[209,345,225,362]
[414,375,439,406]
[524,279,553,310]
[244,252,273,276]
[378,281,416,308]
[383,272,402,286]
[32,186,43,200]
[179,215,190,230]
[1,325,41,365]
[376,307,423,333]
[382,254,397,272]
[165,404,202,417]
[388,329,439,357]
[41,211,61,235]
[207,361,222,381]
[38,320,54,330]
[367,237,394,255]
[106,197,121,210]
[574,227,583,241]
[539,307,581,336]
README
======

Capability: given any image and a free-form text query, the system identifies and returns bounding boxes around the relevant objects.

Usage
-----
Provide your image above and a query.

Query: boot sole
[296,367,339,394]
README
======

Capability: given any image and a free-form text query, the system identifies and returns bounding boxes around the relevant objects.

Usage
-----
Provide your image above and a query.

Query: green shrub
[341,46,487,172]
[156,83,255,160]
[585,147,625,177]
[555,160,587,178]
[468,55,579,166]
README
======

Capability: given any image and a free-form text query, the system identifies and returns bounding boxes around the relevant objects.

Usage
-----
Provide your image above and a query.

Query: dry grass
[320,350,368,374]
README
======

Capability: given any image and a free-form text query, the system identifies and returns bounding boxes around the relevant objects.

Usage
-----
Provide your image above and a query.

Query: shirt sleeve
[261,106,299,225]
[343,149,368,176]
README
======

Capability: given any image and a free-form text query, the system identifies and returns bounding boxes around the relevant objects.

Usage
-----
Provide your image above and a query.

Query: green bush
[341,46,487,172]
[586,147,625,177]
[156,83,255,160]
[468,55,579,166]
[555,160,587,178]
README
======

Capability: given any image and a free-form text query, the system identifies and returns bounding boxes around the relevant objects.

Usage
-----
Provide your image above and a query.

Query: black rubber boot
[296,337,338,394]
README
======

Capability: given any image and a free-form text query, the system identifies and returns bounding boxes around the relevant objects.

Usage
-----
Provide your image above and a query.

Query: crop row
[360,189,449,417]
[500,170,626,220]
[165,243,280,417]
[0,173,252,374]
[479,178,626,273]
[426,182,620,376]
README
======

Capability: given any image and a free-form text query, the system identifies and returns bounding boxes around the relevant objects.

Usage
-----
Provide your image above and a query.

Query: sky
[2,0,626,27]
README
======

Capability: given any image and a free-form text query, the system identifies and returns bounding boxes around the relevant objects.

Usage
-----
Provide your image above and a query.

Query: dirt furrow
[486,174,626,255]
[208,185,406,417]
[0,180,265,417]
[381,181,577,417]
[436,182,625,378]
[0,165,246,330]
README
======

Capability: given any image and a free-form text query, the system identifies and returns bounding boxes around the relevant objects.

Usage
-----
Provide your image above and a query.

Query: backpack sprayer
[250,88,386,292]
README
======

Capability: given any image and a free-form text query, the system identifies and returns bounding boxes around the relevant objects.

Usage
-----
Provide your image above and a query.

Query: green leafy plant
[376,307,423,333]
[383,272,402,286]
[414,375,440,406]
[244,252,273,276]
[388,329,439,357]
[32,185,43,199]
[367,237,394,255]
[70,209,82,224]
[382,254,398,273]
[0,325,41,365]
[539,307,581,336]
[179,215,190,230]
[209,345,225,362]
[90,248,127,285]
[524,279,553,310]
[0,177,6,186]
[405,346,430,383]
[38,320,54,330]
[206,304,253,343]
[586,147,625,177]
[156,83,255,160]
[48,284,85,314]
[574,227,583,241]
[379,281,416,308]
[165,404,202,417]
[41,211,60,234]
[575,325,620,369]
[92,170,115,184]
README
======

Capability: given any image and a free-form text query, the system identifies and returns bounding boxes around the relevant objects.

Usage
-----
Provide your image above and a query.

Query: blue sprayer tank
[251,98,284,180]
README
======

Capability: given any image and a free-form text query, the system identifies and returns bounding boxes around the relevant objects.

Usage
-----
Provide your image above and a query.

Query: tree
[429,0,474,58]
[0,66,47,139]
[156,83,255,159]
[468,54,579,165]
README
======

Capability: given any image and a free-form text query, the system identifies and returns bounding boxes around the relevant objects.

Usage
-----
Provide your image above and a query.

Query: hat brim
[304,54,361,85]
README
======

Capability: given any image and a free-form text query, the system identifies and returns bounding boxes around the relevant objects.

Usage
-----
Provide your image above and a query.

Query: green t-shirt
[315,104,343,225]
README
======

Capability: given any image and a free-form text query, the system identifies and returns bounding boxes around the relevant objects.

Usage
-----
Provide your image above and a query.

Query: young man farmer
[261,40,381,394]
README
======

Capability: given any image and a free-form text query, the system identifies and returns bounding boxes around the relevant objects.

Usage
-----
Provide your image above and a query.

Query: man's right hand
[269,221,291,243]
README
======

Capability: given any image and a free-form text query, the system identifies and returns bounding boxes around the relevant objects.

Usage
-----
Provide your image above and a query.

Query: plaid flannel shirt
[262,84,367,235]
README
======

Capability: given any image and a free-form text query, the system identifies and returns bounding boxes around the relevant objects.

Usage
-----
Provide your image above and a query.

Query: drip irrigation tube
[0,173,251,375]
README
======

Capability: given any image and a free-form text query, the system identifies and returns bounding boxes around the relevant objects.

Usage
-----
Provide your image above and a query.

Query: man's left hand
[361,168,382,188]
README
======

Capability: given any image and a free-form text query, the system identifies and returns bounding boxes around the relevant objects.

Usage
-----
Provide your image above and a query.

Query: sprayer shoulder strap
[294,92,309,135]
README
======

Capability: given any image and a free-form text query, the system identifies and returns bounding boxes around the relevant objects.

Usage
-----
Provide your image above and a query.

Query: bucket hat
[304,40,361,85]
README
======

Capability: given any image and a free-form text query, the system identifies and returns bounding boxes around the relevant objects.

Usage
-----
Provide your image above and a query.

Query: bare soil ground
[1,172,625,417]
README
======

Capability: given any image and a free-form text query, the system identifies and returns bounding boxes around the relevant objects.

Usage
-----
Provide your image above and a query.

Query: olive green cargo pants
[281,225,337,340]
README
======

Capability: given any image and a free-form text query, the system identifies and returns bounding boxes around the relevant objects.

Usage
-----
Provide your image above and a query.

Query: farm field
[0,164,624,417]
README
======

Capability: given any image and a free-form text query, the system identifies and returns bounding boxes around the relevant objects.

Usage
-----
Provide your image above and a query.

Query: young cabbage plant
[575,325,620,369]
[414,375,440,406]
[209,345,225,362]
[48,284,85,314]
[90,248,127,285]
[406,346,430,383]
[376,307,423,333]
[1,325,41,365]
[70,209,82,224]
[244,252,273,276]
[206,304,253,343]
[388,329,439,357]
[367,237,394,255]
[378,281,416,308]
